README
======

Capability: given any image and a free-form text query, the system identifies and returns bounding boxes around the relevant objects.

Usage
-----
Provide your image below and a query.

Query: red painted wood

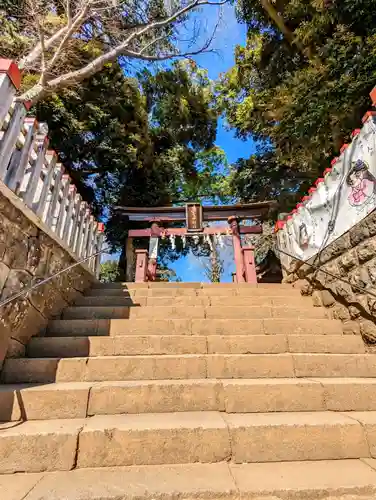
[243,247,257,284]
[228,216,245,283]
[362,111,376,123]
[370,87,376,106]
[315,178,324,186]
[0,59,21,89]
[135,249,148,283]
[128,225,262,238]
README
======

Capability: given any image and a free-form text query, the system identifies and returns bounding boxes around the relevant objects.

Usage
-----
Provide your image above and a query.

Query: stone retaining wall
[0,181,94,368]
[283,209,376,343]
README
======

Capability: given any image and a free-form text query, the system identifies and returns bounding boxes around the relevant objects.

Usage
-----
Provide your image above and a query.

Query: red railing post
[242,246,257,284]
[135,249,149,283]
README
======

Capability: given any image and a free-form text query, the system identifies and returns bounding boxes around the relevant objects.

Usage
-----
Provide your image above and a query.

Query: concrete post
[78,208,91,257]
[62,186,77,243]
[83,215,95,258]
[6,117,38,192]
[22,127,49,208]
[55,174,70,237]
[35,150,57,216]
[95,236,104,277]
[69,195,82,249]
[73,202,87,255]
[45,163,64,228]
[95,223,105,278]
[242,246,258,284]
[0,102,28,180]
[135,249,149,283]
[228,216,245,283]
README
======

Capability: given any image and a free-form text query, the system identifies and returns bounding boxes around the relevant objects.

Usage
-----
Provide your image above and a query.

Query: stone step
[47,318,343,337]
[27,334,365,358]
[74,296,149,307]
[61,305,328,320]
[92,282,204,289]
[91,282,295,290]
[2,460,376,500]
[86,286,302,297]
[3,353,376,384]
[74,294,312,308]
[3,378,376,421]
[0,411,374,473]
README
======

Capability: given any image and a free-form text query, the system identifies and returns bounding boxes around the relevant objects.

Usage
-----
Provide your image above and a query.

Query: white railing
[0,59,104,276]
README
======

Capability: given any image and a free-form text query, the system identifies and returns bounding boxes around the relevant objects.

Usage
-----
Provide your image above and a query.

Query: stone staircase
[2,282,376,499]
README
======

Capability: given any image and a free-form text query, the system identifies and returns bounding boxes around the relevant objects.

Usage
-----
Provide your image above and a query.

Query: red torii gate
[116,201,275,283]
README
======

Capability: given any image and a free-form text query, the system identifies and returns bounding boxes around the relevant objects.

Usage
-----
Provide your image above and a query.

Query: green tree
[99,260,120,283]
[217,0,376,210]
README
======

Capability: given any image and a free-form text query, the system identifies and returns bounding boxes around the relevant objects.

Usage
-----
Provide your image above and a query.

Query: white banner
[148,237,159,260]
[277,115,376,268]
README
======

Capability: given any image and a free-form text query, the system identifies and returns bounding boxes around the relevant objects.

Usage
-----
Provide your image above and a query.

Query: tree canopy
[217,0,376,210]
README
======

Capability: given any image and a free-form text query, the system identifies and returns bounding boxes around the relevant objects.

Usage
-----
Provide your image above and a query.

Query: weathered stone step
[75,411,371,467]
[28,335,208,357]
[2,460,376,500]
[91,282,295,290]
[3,378,376,421]
[92,282,203,289]
[0,411,373,473]
[74,296,149,307]
[61,305,328,320]
[27,334,364,358]
[74,294,312,308]
[47,317,343,336]
[3,353,376,384]
[86,286,302,297]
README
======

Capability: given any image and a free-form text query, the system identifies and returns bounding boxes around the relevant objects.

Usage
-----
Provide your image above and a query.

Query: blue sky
[168,4,257,282]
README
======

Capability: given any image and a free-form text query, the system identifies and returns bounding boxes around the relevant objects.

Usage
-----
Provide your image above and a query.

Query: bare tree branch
[66,0,72,25]
[47,1,92,72]
[29,0,47,81]
[13,0,229,104]
[259,0,313,60]
[19,25,69,70]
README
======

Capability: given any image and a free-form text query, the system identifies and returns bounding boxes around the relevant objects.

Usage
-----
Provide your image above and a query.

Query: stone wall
[0,181,94,368]
[283,209,376,343]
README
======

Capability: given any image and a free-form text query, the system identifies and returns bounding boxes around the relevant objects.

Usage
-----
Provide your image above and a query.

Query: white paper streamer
[170,234,176,251]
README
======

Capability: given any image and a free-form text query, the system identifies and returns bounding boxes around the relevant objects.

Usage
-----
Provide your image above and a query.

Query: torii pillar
[228,216,245,283]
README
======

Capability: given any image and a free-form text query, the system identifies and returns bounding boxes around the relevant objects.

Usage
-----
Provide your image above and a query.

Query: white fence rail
[0,59,104,276]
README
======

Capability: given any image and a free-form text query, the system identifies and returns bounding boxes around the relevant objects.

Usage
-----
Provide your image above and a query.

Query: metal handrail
[0,246,112,309]
[2,237,373,310]
[274,244,376,300]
